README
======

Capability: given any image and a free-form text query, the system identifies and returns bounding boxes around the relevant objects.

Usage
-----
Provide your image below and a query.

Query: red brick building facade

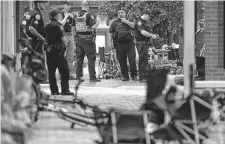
[204,1,224,80]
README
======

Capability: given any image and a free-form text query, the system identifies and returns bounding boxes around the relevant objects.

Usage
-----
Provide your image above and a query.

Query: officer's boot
[89,77,101,82]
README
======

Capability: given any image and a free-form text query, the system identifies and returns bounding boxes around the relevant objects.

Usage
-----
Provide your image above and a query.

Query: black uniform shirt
[45,19,64,45]
[109,18,134,42]
[134,18,149,42]
[20,16,30,38]
[29,8,45,38]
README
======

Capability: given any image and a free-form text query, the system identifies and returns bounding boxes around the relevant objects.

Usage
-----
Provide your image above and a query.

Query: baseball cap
[50,8,59,18]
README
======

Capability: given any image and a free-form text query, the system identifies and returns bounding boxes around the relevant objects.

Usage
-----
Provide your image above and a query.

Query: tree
[99,1,184,48]
[195,1,205,57]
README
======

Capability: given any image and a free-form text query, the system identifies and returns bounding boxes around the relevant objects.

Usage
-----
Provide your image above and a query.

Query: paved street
[27,68,147,144]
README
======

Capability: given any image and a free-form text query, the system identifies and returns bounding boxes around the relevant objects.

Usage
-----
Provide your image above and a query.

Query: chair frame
[110,109,153,144]
[170,93,225,144]
[98,47,122,79]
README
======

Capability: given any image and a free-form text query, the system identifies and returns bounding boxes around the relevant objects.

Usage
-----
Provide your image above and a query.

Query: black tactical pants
[136,41,149,80]
[46,46,69,94]
[76,39,97,79]
[115,41,137,79]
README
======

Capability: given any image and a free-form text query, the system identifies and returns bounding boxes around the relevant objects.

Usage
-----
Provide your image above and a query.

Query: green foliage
[99,1,184,48]
[195,1,205,56]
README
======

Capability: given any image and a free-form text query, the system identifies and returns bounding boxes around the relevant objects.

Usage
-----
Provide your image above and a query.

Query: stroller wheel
[71,123,75,129]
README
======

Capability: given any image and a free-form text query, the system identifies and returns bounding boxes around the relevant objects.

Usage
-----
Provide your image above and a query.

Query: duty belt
[45,43,61,52]
[46,43,66,56]
[77,35,92,39]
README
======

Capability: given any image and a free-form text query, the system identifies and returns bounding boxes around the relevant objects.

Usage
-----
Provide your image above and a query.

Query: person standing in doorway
[28,1,48,54]
[45,8,73,95]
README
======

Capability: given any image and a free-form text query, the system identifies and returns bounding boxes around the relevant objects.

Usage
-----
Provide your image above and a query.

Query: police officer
[58,1,76,80]
[20,6,32,69]
[44,8,73,95]
[28,1,47,54]
[134,10,159,83]
[109,8,138,81]
[20,6,32,40]
[75,0,100,82]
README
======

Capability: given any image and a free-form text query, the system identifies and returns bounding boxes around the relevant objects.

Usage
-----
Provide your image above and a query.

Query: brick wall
[204,1,224,80]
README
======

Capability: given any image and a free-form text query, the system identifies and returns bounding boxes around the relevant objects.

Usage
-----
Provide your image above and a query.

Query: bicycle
[40,80,109,128]
[18,38,47,122]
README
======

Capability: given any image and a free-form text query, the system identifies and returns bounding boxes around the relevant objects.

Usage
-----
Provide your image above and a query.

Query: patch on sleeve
[91,15,94,20]
[34,20,38,24]
[35,14,40,20]
[137,21,142,26]
[22,20,26,25]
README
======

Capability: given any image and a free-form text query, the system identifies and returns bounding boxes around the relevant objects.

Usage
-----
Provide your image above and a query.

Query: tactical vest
[75,12,92,35]
[115,21,133,42]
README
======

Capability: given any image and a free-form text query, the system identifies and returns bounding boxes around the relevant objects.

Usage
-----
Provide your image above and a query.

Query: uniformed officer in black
[109,8,138,81]
[28,1,47,54]
[44,8,73,95]
[75,0,100,82]
[20,6,32,69]
[134,10,158,83]
[20,6,32,40]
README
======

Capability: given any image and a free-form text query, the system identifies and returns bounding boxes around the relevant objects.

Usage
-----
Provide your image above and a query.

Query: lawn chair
[96,109,155,144]
[144,69,225,144]
[98,47,113,79]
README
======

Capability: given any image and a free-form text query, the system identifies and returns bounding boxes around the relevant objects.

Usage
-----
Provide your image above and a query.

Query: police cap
[49,8,59,18]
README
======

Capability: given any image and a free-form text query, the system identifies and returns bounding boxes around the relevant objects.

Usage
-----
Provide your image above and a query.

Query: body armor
[75,12,92,34]
[115,21,133,42]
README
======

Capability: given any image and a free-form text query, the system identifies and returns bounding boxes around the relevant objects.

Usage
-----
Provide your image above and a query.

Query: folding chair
[109,49,122,79]
[97,109,154,144]
[98,47,113,79]
[152,92,224,144]
[144,69,225,144]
